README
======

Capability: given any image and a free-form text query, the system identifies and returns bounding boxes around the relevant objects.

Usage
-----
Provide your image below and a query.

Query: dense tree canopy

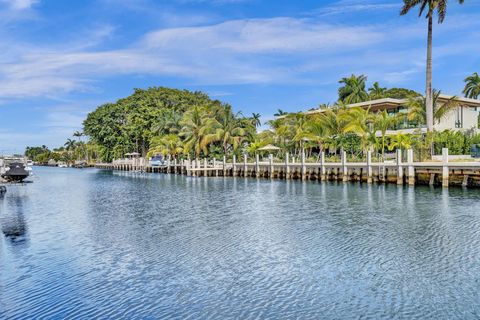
[83,87,255,161]
[28,77,479,164]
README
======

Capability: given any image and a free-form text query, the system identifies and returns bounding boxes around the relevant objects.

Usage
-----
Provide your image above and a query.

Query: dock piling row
[95,148,480,188]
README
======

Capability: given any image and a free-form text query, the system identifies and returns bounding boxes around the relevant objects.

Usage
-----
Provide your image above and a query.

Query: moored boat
[0,157,31,182]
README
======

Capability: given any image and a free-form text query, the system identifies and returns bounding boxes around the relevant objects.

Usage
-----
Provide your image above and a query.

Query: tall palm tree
[368,82,387,100]
[64,138,76,151]
[73,131,83,141]
[73,131,88,161]
[463,72,480,99]
[400,0,465,132]
[274,109,288,117]
[338,74,369,104]
[251,113,262,128]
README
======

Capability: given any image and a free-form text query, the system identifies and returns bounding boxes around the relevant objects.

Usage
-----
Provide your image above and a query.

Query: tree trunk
[426,11,434,132]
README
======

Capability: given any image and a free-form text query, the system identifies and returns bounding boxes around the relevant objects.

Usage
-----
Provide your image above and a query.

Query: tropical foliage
[463,72,480,99]
[338,74,369,104]
[406,89,459,125]
[82,87,256,161]
[27,76,480,164]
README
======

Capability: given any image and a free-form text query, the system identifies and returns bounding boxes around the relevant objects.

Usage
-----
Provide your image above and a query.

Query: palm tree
[302,114,329,154]
[407,89,459,125]
[340,107,376,151]
[316,107,350,152]
[202,106,247,155]
[73,131,83,140]
[73,131,88,161]
[251,113,262,128]
[274,109,288,117]
[463,72,480,99]
[180,106,210,157]
[64,138,76,151]
[374,110,399,158]
[153,109,183,135]
[338,74,369,104]
[400,0,465,132]
[368,82,387,100]
[148,134,184,157]
[388,133,413,152]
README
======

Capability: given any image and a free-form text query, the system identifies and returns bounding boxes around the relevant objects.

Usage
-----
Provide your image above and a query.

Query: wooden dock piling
[94,148,480,188]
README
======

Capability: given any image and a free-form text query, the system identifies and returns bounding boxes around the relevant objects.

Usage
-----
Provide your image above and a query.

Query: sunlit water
[1,167,480,319]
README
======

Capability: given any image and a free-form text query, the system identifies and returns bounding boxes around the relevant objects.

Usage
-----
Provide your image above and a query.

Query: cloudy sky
[0,0,478,153]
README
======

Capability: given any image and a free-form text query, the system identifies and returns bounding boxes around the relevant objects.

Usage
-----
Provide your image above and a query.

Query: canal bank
[96,148,480,188]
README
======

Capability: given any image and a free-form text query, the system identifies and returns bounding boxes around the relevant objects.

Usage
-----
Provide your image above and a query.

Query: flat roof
[306,94,480,115]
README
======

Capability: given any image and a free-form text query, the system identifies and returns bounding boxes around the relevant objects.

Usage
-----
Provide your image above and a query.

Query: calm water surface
[1,167,480,319]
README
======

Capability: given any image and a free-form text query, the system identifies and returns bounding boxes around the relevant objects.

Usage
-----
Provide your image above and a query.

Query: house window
[455,107,463,128]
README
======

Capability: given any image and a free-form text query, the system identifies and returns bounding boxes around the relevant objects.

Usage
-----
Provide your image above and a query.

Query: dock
[94,148,480,188]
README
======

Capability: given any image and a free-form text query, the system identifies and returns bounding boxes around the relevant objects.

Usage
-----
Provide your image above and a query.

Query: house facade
[308,94,480,134]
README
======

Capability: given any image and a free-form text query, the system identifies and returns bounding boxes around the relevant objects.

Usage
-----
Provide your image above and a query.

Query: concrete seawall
[95,149,480,188]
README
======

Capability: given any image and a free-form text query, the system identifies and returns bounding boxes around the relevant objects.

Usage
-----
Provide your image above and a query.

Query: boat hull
[1,162,30,182]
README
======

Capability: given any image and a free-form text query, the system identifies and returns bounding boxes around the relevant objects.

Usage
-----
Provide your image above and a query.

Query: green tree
[203,105,249,155]
[148,134,184,158]
[251,113,261,128]
[340,107,376,151]
[374,110,399,157]
[83,87,222,161]
[463,72,480,99]
[274,109,288,117]
[407,90,459,125]
[388,133,413,151]
[180,106,211,157]
[401,0,465,132]
[384,87,421,99]
[338,74,369,104]
[368,82,387,100]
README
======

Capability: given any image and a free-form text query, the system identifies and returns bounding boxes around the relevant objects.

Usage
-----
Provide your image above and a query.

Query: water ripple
[1,168,480,319]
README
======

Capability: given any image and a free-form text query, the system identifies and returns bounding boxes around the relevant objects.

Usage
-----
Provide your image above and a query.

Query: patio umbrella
[257,144,281,151]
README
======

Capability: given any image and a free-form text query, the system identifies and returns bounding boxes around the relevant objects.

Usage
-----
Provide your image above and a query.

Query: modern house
[307,94,480,135]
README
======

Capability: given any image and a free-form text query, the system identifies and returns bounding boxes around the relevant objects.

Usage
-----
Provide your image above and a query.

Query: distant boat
[58,162,68,168]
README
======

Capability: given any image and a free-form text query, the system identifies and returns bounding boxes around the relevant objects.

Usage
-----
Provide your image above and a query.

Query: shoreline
[95,149,480,188]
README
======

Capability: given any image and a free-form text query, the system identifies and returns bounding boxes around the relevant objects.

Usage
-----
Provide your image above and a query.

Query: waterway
[1,167,480,319]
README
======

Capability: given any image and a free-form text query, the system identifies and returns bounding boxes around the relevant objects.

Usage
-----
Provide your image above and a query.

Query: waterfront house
[307,94,480,135]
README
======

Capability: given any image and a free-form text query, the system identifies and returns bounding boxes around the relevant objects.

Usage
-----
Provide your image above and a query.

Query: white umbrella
[257,144,281,151]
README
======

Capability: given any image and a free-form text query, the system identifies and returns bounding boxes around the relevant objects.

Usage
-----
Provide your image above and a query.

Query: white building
[308,94,480,134]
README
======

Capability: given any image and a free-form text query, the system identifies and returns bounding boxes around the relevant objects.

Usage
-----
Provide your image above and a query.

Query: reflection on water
[1,167,480,319]
[0,191,28,243]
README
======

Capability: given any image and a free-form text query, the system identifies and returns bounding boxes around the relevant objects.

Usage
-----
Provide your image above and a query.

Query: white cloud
[144,18,383,53]
[0,17,385,98]
[1,10,480,100]
[313,0,399,16]
[0,0,39,10]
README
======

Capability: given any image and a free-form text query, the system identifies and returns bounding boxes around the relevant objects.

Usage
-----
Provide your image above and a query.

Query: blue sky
[0,0,479,153]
